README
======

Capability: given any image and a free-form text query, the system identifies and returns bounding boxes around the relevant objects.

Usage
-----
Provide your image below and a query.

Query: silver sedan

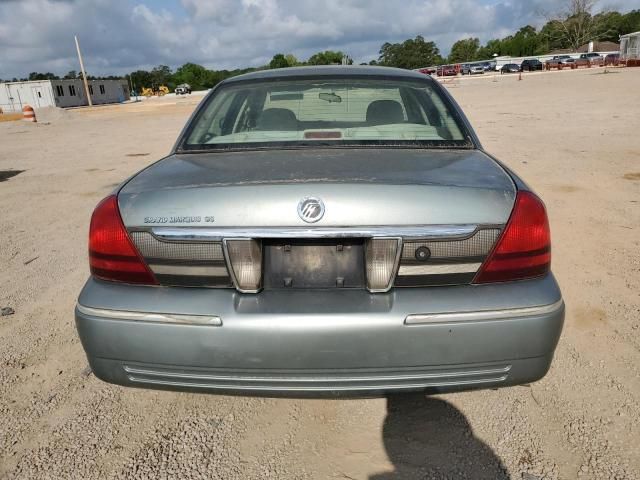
[75,66,564,397]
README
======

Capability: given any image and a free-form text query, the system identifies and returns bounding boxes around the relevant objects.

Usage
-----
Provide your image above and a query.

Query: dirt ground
[0,67,639,480]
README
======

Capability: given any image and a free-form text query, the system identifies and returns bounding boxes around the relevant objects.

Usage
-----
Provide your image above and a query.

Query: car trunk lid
[118,148,515,227]
[117,148,516,290]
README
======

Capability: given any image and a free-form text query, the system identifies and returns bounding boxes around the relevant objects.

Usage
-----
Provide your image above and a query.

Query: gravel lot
[1,68,639,479]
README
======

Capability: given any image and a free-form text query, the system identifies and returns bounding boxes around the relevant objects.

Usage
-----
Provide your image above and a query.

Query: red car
[436,65,457,76]
[418,67,436,75]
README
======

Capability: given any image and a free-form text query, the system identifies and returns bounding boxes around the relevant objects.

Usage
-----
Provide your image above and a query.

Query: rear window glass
[182,76,470,151]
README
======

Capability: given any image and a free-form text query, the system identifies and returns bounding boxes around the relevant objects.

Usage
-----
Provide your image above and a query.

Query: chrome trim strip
[123,364,511,383]
[125,375,509,392]
[150,225,479,241]
[404,299,564,325]
[398,262,482,276]
[76,304,222,326]
[149,264,229,276]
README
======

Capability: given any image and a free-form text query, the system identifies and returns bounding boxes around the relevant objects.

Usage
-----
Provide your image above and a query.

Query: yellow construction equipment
[141,85,170,97]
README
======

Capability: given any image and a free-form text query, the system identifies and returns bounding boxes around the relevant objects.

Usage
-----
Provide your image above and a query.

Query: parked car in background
[75,65,564,397]
[469,65,485,75]
[483,61,497,71]
[574,56,591,68]
[521,59,543,71]
[418,67,437,75]
[605,53,620,66]
[437,65,457,76]
[460,64,471,75]
[175,83,192,95]
[580,53,604,66]
[544,58,561,69]
[545,56,575,70]
[500,63,520,74]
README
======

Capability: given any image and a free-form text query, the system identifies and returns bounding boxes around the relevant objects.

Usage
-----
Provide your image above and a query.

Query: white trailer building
[0,78,129,113]
[620,31,640,63]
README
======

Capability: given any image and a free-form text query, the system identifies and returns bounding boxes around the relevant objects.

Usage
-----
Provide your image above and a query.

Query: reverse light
[89,195,157,285]
[473,191,551,283]
[365,238,401,292]
[225,239,263,292]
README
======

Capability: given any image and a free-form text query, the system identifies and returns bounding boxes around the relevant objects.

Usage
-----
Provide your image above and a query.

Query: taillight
[365,238,401,292]
[88,195,157,285]
[473,191,550,283]
[224,239,262,292]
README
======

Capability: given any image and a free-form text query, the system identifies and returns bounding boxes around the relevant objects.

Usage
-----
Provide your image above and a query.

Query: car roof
[222,65,433,84]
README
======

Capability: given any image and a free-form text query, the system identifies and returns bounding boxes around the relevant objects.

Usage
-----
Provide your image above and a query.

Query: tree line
[128,50,352,92]
[1,50,351,91]
[447,8,640,64]
[379,6,640,68]
[3,5,638,87]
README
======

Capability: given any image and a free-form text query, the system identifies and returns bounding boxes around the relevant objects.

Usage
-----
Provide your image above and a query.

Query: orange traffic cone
[22,105,36,122]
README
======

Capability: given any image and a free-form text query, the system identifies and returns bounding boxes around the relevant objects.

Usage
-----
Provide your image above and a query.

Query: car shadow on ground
[370,393,510,479]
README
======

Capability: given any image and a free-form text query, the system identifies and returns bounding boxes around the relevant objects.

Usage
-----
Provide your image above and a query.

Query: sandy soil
[0,68,639,480]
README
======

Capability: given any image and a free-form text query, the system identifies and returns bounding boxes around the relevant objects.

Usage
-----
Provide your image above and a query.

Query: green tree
[269,53,290,69]
[619,9,640,35]
[173,63,210,90]
[378,36,443,69]
[505,26,542,56]
[475,25,544,59]
[307,50,348,65]
[476,38,504,59]
[538,20,568,52]
[128,70,153,90]
[593,10,640,41]
[542,0,600,51]
[28,72,59,80]
[284,54,299,66]
[63,70,77,79]
[448,38,480,63]
[593,11,625,42]
[151,65,172,87]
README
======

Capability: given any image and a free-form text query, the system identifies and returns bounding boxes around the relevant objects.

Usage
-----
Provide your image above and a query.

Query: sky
[1,0,638,79]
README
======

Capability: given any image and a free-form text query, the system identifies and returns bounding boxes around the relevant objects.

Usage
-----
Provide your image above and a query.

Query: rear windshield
[181,76,471,151]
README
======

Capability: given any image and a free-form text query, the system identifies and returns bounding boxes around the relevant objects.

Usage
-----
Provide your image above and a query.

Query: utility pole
[75,35,92,107]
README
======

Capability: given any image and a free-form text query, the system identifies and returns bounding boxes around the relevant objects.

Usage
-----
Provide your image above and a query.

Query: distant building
[549,40,619,56]
[579,40,619,53]
[0,78,129,113]
[619,31,640,63]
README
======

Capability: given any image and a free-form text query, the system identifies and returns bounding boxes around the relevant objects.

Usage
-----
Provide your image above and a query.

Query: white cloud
[0,0,637,78]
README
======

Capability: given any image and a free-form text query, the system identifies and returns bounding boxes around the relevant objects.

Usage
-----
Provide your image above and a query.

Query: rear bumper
[75,275,564,397]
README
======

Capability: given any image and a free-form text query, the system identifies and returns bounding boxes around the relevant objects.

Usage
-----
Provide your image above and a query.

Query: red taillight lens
[473,191,551,284]
[88,195,157,285]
